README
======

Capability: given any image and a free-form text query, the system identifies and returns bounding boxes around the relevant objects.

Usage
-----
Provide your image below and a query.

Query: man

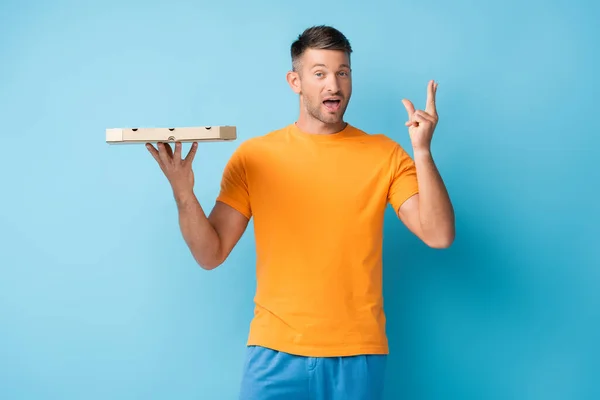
[146,25,454,400]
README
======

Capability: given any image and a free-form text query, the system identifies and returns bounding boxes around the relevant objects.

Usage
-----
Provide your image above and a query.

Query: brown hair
[290,25,353,71]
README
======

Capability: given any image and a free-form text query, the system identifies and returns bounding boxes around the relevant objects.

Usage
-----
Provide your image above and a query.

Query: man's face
[290,48,352,125]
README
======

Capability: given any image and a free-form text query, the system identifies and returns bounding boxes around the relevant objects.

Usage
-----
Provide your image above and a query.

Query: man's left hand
[402,80,439,153]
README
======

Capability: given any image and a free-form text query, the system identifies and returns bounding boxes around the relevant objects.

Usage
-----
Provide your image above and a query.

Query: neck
[295,113,347,135]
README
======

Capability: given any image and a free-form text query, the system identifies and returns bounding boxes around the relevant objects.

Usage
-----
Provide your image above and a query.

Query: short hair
[290,25,353,71]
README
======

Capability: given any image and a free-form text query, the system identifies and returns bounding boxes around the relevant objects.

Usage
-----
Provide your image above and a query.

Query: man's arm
[146,141,249,270]
[399,80,455,248]
[397,150,455,248]
[175,191,249,269]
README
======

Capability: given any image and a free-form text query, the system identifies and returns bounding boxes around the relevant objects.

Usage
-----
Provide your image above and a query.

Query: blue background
[1,0,598,399]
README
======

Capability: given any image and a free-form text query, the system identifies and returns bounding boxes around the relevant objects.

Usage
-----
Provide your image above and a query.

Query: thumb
[402,99,415,118]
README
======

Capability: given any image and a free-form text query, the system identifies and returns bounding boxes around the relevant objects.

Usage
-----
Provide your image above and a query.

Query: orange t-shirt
[216,122,419,357]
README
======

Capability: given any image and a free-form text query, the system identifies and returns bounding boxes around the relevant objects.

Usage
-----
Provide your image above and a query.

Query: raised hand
[402,80,439,152]
[146,141,198,197]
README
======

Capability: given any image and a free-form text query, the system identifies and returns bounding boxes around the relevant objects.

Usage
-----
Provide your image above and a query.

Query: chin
[318,115,343,125]
[321,108,346,122]
[326,110,346,123]
[328,117,344,124]
[305,104,346,125]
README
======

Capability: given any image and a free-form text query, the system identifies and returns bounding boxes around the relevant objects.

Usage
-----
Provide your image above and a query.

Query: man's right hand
[146,141,198,198]
[145,140,249,269]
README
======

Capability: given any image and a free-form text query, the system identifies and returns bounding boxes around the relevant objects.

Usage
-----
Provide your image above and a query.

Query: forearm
[414,149,455,247]
[173,190,222,269]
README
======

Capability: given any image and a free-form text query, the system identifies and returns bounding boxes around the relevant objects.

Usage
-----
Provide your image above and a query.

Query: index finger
[426,80,437,115]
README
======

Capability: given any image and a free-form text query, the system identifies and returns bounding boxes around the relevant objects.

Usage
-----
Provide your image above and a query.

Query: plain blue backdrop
[1,0,598,399]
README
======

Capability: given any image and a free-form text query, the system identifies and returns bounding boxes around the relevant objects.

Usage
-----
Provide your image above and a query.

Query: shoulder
[237,125,290,148]
[347,124,412,158]
[225,125,291,163]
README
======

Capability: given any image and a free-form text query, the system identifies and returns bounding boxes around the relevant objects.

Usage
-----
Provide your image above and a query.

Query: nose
[325,73,341,93]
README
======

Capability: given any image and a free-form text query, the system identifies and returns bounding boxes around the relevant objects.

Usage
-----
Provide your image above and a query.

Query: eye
[315,72,324,78]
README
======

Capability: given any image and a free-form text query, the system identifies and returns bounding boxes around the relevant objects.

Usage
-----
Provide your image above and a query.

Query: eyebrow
[311,63,351,69]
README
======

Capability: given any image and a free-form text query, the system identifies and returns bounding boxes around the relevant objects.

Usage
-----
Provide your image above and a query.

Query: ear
[286,70,301,94]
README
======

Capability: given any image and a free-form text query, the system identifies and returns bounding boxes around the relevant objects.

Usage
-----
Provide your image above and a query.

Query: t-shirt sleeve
[387,143,419,212]
[215,145,252,219]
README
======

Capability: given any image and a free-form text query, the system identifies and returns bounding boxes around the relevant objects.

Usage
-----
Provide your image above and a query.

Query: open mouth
[323,98,341,112]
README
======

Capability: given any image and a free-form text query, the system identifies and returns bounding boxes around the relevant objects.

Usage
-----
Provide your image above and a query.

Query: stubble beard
[303,94,347,125]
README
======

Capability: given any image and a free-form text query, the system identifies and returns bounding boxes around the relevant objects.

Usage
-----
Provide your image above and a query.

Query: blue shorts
[238,345,387,400]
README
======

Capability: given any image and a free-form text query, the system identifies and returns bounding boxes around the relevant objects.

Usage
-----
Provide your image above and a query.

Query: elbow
[427,238,454,249]
[424,230,455,249]
[182,235,227,270]
[197,260,222,270]
[196,255,225,270]
[193,249,225,271]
